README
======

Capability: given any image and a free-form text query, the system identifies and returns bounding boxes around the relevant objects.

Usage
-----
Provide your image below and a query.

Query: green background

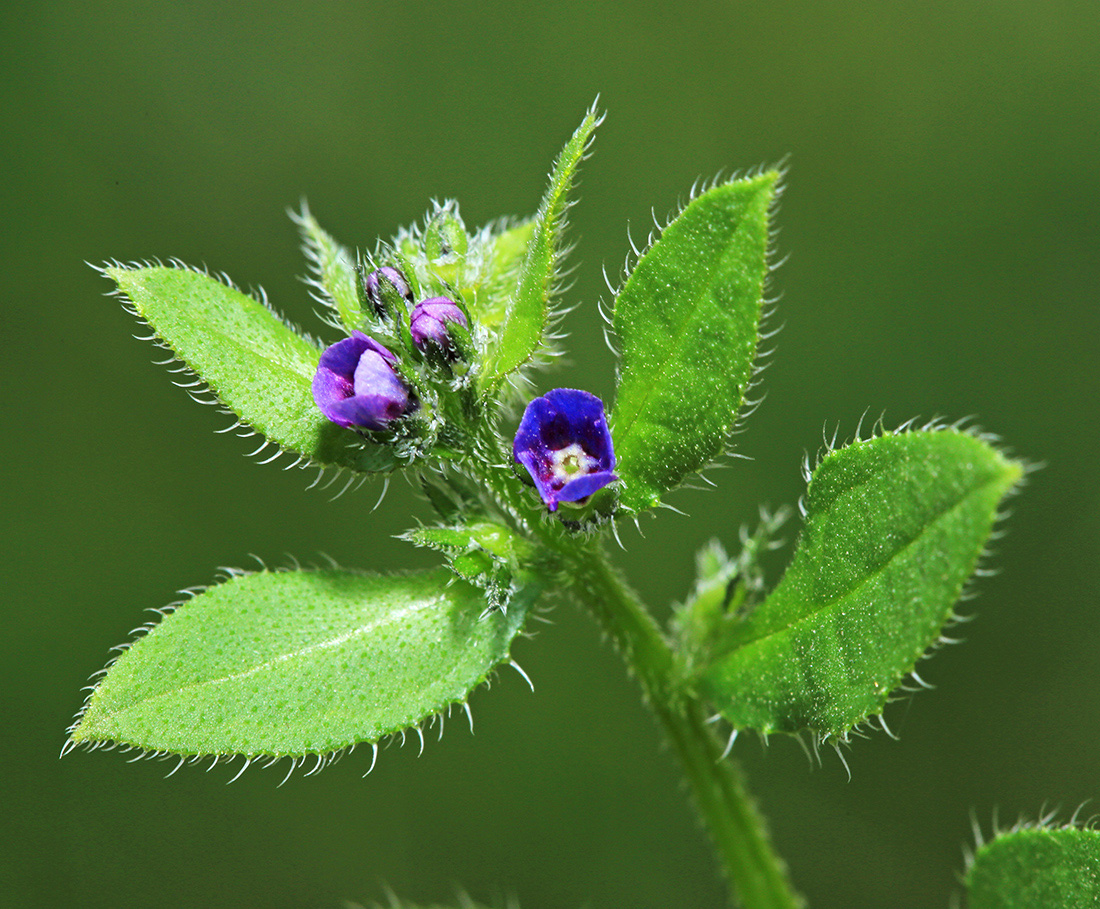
[3,2,1097,907]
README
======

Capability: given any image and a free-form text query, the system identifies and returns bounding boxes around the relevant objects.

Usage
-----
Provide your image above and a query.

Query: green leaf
[966,827,1100,908]
[700,429,1021,738]
[70,569,534,757]
[466,218,535,334]
[479,106,600,395]
[106,264,395,472]
[407,520,535,566]
[293,206,363,332]
[610,172,777,513]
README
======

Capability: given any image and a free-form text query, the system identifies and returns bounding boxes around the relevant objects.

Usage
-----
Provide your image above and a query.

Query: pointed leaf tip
[479,108,601,396]
[106,264,395,473]
[293,207,363,332]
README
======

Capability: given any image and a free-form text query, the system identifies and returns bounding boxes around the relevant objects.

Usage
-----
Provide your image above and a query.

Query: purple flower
[312,331,411,430]
[410,296,468,349]
[361,266,413,317]
[513,388,617,512]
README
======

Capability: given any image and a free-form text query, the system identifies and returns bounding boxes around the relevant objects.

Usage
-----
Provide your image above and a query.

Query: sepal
[404,520,539,613]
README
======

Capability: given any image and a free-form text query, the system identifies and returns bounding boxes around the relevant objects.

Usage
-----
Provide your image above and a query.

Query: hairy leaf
[673,511,788,676]
[407,521,536,567]
[467,218,535,334]
[966,827,1100,908]
[701,430,1021,737]
[294,207,363,332]
[479,106,600,394]
[71,569,533,756]
[107,264,394,472]
[611,172,777,513]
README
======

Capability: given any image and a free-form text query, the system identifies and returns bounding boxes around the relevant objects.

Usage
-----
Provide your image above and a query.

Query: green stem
[563,547,805,909]
[468,429,801,906]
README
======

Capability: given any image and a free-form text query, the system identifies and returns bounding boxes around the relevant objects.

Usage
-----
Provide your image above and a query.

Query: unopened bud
[361,266,413,320]
[410,296,469,353]
[425,209,468,263]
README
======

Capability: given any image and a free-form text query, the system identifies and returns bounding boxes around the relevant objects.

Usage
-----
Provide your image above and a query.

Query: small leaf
[701,429,1021,738]
[672,510,789,676]
[966,827,1100,908]
[405,521,538,611]
[70,569,534,756]
[293,207,363,332]
[407,521,535,566]
[466,218,535,334]
[479,106,601,395]
[107,264,394,472]
[610,172,777,513]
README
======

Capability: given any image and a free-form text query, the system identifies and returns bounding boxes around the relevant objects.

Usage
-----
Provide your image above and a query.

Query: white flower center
[550,443,599,483]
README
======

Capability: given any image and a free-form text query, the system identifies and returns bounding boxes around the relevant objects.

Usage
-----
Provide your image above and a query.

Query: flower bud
[410,296,468,351]
[513,388,617,512]
[424,209,468,263]
[312,331,411,430]
[360,266,413,320]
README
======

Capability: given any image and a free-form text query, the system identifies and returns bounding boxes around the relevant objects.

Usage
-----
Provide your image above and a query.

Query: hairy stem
[563,546,805,909]
[469,430,801,907]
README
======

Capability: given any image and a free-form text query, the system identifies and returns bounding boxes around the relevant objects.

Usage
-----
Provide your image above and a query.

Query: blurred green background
[3,2,1098,907]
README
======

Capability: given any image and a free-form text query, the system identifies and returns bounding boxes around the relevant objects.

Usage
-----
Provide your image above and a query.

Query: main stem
[562,546,805,909]
[471,436,801,907]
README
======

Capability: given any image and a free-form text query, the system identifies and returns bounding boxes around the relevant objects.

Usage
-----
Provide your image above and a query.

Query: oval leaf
[966,827,1100,908]
[610,172,778,513]
[701,429,1022,737]
[479,105,600,395]
[106,264,394,472]
[70,569,534,756]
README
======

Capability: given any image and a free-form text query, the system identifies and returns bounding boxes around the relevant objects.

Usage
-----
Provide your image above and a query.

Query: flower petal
[326,393,409,430]
[558,470,618,504]
[312,332,408,430]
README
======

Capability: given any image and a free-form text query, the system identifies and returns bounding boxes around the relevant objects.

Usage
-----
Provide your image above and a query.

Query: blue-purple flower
[410,296,468,349]
[513,388,617,512]
[312,331,411,430]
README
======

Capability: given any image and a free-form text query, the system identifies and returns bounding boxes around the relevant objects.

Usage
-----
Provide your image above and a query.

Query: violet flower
[312,331,411,430]
[513,388,617,512]
[410,296,468,349]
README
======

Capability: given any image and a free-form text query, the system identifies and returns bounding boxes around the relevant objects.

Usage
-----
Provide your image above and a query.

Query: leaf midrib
[95,594,447,723]
[717,466,1003,658]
